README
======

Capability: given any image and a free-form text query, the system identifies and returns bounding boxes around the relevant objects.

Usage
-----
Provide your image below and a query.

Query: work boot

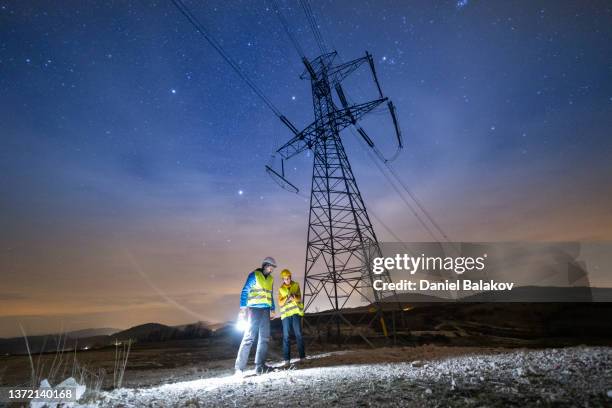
[255,364,273,375]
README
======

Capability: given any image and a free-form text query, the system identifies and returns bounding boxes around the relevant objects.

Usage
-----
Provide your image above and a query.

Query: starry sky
[1,0,611,337]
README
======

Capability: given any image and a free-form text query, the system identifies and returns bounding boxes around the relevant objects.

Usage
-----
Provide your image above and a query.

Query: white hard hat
[262,256,277,267]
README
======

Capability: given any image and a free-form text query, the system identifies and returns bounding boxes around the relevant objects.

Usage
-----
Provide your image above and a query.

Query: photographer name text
[373,279,514,292]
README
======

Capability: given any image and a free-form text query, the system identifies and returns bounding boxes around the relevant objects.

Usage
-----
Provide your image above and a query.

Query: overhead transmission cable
[171,0,283,118]
[382,160,455,245]
[349,127,441,244]
[299,0,327,54]
[351,129,461,254]
[345,99,454,245]
[269,0,306,59]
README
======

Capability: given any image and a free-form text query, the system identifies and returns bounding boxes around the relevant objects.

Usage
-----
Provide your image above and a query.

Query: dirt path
[80,346,611,407]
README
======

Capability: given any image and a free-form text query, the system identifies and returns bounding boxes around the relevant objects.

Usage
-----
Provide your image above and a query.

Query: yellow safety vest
[279,281,304,319]
[246,270,274,307]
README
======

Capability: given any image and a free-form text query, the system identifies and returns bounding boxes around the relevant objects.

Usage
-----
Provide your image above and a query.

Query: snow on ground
[83,346,611,407]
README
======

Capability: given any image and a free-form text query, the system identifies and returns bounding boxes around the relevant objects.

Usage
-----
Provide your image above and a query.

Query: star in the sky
[171,89,177,94]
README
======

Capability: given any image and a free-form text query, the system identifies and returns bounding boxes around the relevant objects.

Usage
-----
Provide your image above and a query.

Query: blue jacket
[240,269,275,310]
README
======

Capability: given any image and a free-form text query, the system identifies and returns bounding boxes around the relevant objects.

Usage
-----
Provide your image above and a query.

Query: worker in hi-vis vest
[278,269,305,366]
[234,256,277,376]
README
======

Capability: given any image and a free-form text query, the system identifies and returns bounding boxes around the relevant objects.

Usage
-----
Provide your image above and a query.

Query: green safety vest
[247,269,274,307]
[279,281,304,319]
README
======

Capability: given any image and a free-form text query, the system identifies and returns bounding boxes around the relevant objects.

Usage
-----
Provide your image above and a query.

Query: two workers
[234,256,305,376]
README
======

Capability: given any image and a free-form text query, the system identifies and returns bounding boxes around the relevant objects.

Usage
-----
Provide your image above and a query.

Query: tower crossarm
[334,97,387,127]
[328,55,369,84]
[275,97,387,160]
[275,122,319,160]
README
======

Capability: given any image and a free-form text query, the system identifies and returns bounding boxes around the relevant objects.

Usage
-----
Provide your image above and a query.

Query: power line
[350,127,442,244]
[171,0,283,118]
[367,206,418,258]
[383,160,455,245]
[269,0,306,59]
[351,128,461,255]
[304,0,326,51]
[299,0,327,54]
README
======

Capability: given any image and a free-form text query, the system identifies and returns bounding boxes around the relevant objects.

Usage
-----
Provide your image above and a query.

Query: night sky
[1,0,611,337]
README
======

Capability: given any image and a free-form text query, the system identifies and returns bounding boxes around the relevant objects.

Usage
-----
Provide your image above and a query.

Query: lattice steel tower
[169,0,403,343]
[266,51,403,343]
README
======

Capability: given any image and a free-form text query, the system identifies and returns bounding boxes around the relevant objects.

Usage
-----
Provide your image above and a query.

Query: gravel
[85,346,611,407]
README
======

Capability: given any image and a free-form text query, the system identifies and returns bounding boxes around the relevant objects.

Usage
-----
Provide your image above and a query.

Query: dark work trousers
[281,314,305,361]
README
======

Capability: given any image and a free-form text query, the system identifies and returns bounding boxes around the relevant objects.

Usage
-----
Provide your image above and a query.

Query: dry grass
[113,339,132,388]
[19,324,36,387]
[17,324,132,402]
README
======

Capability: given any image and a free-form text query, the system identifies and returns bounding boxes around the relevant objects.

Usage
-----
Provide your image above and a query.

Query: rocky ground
[81,346,611,407]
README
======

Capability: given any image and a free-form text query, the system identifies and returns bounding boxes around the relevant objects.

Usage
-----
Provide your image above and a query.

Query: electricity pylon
[169,0,404,345]
[267,51,403,345]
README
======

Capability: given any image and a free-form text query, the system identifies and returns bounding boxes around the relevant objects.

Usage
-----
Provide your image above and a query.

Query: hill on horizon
[66,327,121,338]
[0,321,220,355]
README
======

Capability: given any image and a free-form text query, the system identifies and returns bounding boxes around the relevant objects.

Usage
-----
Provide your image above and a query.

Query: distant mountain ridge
[66,327,121,338]
[0,321,218,355]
